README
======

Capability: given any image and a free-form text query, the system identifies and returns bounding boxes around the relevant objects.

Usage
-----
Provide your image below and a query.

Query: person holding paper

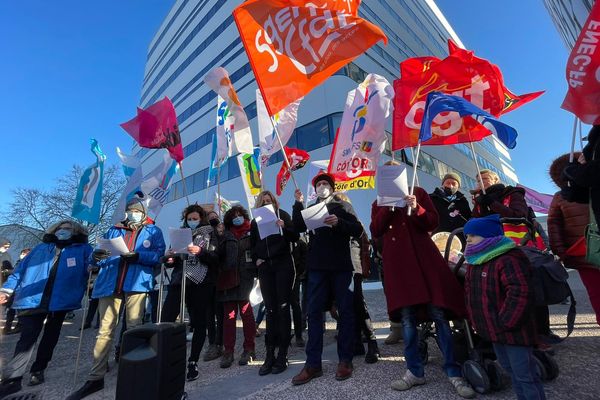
[68,197,165,400]
[429,173,471,241]
[370,186,474,398]
[0,220,92,398]
[160,204,220,381]
[250,190,299,376]
[217,206,257,369]
[291,172,363,385]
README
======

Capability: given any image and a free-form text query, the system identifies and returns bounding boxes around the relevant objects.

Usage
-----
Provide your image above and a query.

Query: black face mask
[209,218,220,227]
[443,187,457,196]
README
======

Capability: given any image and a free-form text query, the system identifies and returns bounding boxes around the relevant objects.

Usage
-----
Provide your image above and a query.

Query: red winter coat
[370,187,466,319]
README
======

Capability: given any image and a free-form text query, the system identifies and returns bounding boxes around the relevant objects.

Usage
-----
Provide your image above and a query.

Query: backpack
[520,246,576,337]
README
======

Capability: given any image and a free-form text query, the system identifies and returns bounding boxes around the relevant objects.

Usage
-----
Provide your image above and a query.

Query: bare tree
[2,164,126,243]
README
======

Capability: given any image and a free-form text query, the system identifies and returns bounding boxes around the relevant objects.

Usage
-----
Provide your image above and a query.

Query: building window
[296,117,331,152]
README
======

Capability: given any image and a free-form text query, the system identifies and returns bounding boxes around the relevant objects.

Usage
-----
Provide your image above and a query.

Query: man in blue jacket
[68,198,165,400]
[0,220,92,398]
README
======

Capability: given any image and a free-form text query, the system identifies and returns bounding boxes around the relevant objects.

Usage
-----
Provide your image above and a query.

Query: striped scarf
[185,225,213,284]
[465,235,516,265]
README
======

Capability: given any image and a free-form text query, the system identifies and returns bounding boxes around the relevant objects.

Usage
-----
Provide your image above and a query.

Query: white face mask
[127,211,144,223]
[187,220,200,229]
[316,186,331,199]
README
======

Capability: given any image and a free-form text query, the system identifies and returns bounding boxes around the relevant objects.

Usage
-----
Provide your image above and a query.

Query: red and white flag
[561,1,600,124]
[276,147,310,195]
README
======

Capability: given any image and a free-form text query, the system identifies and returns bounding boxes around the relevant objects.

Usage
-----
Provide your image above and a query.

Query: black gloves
[121,252,139,263]
[92,249,111,262]
[475,194,493,207]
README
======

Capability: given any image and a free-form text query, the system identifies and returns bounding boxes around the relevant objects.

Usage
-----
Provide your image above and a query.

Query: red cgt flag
[561,1,600,124]
[392,40,543,150]
[233,0,387,116]
[276,147,310,195]
[120,97,184,162]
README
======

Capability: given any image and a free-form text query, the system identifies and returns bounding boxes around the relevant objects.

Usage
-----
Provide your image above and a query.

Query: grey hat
[442,172,461,187]
[126,197,146,215]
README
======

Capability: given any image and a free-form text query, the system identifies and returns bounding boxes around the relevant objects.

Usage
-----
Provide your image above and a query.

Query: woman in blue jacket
[0,220,92,398]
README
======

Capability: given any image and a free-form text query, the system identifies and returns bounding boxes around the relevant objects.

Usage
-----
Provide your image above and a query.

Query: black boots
[365,340,380,364]
[259,346,276,376]
[65,379,104,400]
[0,379,22,399]
[271,347,288,374]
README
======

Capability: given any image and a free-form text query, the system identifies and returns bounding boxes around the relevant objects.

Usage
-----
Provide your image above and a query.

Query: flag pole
[270,117,299,191]
[469,142,486,195]
[217,165,222,217]
[177,162,191,206]
[570,115,578,163]
[411,146,420,187]
[407,141,421,216]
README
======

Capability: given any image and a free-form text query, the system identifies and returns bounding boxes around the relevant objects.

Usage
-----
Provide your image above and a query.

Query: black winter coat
[564,130,600,227]
[429,188,471,234]
[292,198,363,272]
[216,230,257,303]
[250,209,298,265]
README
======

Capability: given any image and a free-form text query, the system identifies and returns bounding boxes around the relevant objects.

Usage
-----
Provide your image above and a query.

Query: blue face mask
[127,211,144,223]
[55,229,72,241]
[187,220,200,229]
[232,216,245,226]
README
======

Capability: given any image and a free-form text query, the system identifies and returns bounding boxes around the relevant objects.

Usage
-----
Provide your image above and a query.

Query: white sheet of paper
[97,236,130,256]
[169,227,193,254]
[376,164,409,207]
[254,204,280,240]
[301,202,331,231]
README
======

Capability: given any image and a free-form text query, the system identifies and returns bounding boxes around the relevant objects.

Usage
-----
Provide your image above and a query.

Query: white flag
[329,74,394,184]
[257,89,302,166]
[141,152,179,217]
[204,67,253,154]
[116,147,141,178]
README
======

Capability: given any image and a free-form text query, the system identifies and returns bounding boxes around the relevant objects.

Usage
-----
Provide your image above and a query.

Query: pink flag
[517,184,553,214]
[120,97,184,162]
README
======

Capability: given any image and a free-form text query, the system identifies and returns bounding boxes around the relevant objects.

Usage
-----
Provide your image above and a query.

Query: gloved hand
[92,249,111,262]
[121,252,139,263]
[475,194,493,207]
[160,255,180,264]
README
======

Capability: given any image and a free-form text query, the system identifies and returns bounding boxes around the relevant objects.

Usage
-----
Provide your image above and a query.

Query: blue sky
[0,1,578,214]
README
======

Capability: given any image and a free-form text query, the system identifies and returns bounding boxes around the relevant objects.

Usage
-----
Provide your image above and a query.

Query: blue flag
[72,139,106,224]
[419,91,518,149]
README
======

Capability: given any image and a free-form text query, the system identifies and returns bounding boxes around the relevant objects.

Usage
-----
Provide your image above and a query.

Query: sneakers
[0,379,22,398]
[186,361,199,381]
[384,322,403,345]
[203,344,223,361]
[220,352,234,368]
[391,370,426,391]
[65,379,104,400]
[449,377,476,399]
[28,371,45,386]
[238,350,256,366]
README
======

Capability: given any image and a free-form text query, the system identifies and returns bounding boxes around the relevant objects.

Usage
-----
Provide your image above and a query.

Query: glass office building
[544,0,594,49]
[136,0,519,232]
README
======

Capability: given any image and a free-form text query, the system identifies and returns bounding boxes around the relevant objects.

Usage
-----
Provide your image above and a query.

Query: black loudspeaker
[116,322,186,400]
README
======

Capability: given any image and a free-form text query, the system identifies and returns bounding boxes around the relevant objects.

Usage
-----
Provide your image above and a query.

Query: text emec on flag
[233,0,387,116]
[561,0,600,124]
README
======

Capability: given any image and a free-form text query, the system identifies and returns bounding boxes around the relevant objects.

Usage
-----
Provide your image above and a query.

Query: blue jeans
[305,270,354,368]
[492,343,546,400]
[401,305,461,378]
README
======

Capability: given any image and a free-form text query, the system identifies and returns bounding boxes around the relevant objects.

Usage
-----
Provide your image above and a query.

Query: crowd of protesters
[3,129,600,400]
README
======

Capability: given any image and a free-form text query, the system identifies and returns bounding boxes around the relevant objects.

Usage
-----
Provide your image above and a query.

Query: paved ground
[1,271,599,400]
